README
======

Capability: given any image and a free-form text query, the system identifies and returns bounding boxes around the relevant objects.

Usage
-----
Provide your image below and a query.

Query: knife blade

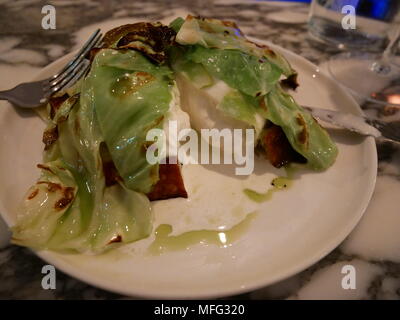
[303,106,400,143]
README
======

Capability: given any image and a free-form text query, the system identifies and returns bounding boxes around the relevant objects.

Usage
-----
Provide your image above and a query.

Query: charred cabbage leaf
[174,15,296,77]
[185,46,282,97]
[263,86,338,170]
[101,22,176,64]
[11,40,181,252]
[87,49,173,193]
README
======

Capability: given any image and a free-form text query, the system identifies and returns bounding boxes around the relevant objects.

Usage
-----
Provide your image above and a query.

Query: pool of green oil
[148,212,257,255]
[243,166,296,203]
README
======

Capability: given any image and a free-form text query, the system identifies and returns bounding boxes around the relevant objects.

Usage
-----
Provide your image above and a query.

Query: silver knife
[303,105,400,143]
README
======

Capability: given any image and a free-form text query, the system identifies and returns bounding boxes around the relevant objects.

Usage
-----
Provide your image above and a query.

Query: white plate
[0,39,377,299]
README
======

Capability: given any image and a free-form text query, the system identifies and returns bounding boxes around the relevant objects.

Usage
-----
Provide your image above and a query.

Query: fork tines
[45,29,103,95]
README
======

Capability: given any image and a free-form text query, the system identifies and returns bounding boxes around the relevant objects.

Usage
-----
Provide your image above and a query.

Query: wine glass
[327,24,400,107]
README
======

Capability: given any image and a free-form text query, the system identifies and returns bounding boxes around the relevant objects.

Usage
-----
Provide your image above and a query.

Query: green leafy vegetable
[186,46,282,97]
[12,17,339,254]
[217,90,264,136]
[169,17,185,33]
[11,49,170,253]
[86,49,173,193]
[263,86,338,170]
[175,15,296,77]
[12,160,77,249]
[173,15,338,170]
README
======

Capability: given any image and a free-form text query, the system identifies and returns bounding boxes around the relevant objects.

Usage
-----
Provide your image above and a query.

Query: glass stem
[382,25,400,63]
[372,25,400,75]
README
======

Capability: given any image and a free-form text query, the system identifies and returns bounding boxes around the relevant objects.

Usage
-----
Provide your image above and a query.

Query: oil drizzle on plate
[148,211,257,255]
[243,166,295,203]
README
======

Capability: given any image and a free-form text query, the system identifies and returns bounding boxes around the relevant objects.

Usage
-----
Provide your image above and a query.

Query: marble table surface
[0,0,399,300]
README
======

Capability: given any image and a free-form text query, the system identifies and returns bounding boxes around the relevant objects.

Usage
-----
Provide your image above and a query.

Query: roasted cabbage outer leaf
[186,46,282,97]
[101,22,176,64]
[263,86,338,170]
[173,15,296,77]
[11,48,173,253]
[87,49,173,193]
[12,160,77,249]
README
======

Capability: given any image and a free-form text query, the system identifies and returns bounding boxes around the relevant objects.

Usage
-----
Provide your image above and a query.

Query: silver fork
[0,29,102,108]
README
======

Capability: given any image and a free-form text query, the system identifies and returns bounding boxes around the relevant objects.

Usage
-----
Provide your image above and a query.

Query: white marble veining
[292,260,383,300]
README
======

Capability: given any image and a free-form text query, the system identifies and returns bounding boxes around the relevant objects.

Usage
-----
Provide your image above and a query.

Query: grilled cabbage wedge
[12,17,338,253]
[12,23,188,253]
[170,15,337,169]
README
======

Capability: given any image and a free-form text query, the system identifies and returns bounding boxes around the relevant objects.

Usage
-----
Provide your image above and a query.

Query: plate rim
[0,38,377,299]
